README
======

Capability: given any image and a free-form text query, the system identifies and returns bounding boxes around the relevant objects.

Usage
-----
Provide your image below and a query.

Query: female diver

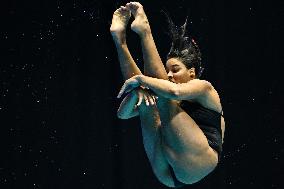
[110,2,225,188]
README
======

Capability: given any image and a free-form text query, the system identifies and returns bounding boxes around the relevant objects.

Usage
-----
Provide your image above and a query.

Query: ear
[188,68,196,78]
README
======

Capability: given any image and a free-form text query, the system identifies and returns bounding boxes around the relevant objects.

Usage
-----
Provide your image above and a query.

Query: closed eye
[172,68,180,73]
[167,64,180,73]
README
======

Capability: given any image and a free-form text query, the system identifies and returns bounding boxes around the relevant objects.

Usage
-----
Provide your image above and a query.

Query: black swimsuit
[169,100,223,188]
[180,100,223,158]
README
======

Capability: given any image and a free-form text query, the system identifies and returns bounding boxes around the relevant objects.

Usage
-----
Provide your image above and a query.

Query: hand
[135,87,157,107]
[117,75,141,98]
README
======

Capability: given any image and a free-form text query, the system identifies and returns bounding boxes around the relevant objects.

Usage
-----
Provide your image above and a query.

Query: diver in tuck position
[110,2,225,188]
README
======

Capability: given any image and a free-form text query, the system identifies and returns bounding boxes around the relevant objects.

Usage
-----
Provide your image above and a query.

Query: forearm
[136,75,177,99]
[117,91,139,119]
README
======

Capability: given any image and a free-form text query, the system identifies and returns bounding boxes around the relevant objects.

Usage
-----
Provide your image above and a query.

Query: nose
[167,71,173,79]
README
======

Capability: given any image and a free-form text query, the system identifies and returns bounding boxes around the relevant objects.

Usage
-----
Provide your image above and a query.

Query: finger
[151,95,156,105]
[125,3,131,8]
[128,84,137,94]
[148,95,155,105]
[117,84,126,98]
[119,81,135,97]
[136,92,143,106]
[144,94,149,106]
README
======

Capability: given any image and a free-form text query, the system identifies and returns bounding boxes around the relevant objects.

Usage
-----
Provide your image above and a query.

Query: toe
[121,6,129,12]
[113,10,120,16]
[133,2,143,8]
[129,2,139,9]
[116,8,122,14]
[133,2,142,6]
[120,7,130,17]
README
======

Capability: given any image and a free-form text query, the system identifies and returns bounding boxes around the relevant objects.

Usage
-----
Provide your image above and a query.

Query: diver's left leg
[156,98,218,184]
[126,2,168,80]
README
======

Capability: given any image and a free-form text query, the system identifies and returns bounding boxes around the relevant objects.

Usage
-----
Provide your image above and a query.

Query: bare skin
[126,2,150,36]
[111,2,225,187]
[126,2,168,79]
[110,6,131,44]
[110,6,141,79]
[110,5,176,186]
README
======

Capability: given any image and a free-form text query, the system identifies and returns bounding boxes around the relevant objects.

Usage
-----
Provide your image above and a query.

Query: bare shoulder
[195,80,222,113]
[186,79,213,90]
[188,79,212,87]
[185,79,212,92]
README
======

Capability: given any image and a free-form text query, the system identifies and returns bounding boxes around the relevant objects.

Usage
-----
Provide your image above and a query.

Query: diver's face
[166,58,195,83]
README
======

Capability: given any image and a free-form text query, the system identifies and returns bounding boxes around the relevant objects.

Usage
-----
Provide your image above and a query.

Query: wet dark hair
[164,13,204,78]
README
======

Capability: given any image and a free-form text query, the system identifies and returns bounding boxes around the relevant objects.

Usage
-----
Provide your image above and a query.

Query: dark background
[1,0,283,188]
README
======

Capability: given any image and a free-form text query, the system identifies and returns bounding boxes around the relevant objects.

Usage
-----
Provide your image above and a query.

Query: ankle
[139,27,152,38]
[140,29,153,41]
[114,39,127,47]
[112,35,127,46]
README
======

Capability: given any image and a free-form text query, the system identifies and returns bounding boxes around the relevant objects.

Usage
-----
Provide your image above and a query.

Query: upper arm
[172,79,212,100]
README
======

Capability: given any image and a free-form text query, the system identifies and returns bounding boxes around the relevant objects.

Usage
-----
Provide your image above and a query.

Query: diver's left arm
[118,75,212,100]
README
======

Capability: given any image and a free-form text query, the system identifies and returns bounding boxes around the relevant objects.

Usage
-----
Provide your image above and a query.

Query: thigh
[158,99,210,155]
[138,104,177,187]
[157,99,218,183]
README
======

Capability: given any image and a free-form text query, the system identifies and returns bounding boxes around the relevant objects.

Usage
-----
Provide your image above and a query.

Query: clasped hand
[134,87,157,107]
[117,75,157,106]
[117,75,141,98]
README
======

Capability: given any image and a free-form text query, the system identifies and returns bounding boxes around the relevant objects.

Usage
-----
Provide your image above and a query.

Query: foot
[126,2,151,36]
[110,6,131,44]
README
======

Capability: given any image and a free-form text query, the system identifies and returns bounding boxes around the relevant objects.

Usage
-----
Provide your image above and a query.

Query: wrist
[135,75,144,84]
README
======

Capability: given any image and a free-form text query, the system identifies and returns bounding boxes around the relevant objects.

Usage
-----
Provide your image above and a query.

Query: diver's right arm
[117,90,139,119]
